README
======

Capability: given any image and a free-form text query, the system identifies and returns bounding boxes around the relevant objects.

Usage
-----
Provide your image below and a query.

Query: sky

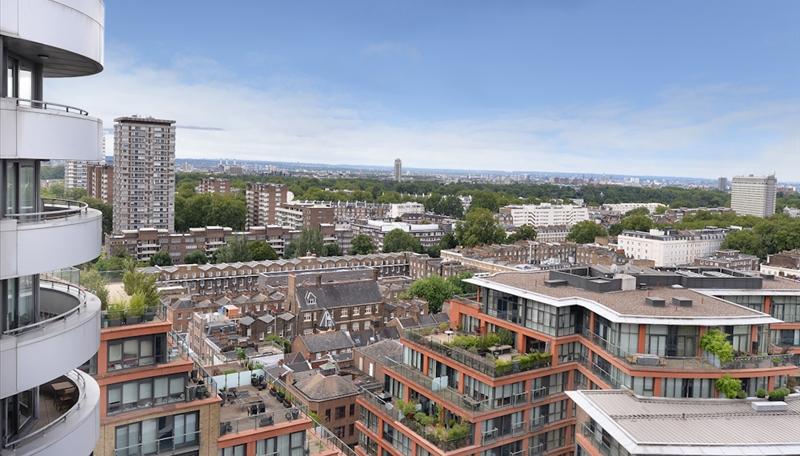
[49,1,800,180]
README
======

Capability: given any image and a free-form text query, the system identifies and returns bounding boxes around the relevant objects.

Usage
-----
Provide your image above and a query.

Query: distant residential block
[731,174,777,217]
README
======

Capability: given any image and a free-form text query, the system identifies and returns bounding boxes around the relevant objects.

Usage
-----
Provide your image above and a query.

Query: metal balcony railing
[4,199,89,224]
[15,98,89,115]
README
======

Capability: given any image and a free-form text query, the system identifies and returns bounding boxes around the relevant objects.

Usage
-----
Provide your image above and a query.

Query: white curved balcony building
[0,0,104,453]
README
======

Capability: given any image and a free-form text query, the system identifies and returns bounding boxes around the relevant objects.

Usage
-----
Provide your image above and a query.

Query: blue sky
[52,1,800,180]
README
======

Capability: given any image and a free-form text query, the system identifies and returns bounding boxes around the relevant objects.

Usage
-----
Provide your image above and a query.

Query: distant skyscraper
[394,158,402,181]
[112,116,176,232]
[65,160,100,189]
[717,177,728,192]
[731,174,777,218]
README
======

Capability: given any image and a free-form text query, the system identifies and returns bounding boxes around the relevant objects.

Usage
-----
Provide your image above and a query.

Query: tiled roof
[294,373,359,401]
[298,331,354,353]
[296,280,382,311]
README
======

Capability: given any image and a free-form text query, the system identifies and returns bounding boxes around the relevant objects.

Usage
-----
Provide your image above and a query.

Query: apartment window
[220,445,246,456]
[255,431,305,456]
[107,374,187,414]
[325,409,331,422]
[304,313,312,322]
[340,308,348,318]
[115,411,198,456]
[352,307,360,316]
[335,406,346,419]
[1,275,37,331]
[107,334,166,371]
[349,403,356,416]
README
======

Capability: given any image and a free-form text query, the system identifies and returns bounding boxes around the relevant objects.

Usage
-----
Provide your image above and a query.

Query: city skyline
[47,0,800,180]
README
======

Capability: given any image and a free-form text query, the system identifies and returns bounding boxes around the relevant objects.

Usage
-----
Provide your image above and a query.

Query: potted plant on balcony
[768,387,791,402]
[715,375,743,399]
[700,329,734,367]
[126,293,147,324]
[106,301,126,327]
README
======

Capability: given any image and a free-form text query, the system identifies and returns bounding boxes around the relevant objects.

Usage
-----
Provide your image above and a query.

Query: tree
[566,221,608,244]
[609,214,653,236]
[383,229,423,253]
[350,234,377,255]
[80,196,113,234]
[715,375,743,399]
[446,272,476,295]
[81,269,109,309]
[406,276,460,313]
[183,250,209,265]
[455,208,506,247]
[624,207,650,217]
[122,269,159,308]
[721,230,763,257]
[439,232,458,250]
[507,224,537,243]
[213,237,252,263]
[285,228,325,258]
[248,241,278,261]
[321,242,342,257]
[469,191,500,213]
[149,251,173,267]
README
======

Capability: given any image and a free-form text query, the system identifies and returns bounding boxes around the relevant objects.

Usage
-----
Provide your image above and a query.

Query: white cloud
[47,49,800,181]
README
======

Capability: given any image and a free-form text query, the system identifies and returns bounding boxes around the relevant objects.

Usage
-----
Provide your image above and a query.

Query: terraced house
[356,266,800,456]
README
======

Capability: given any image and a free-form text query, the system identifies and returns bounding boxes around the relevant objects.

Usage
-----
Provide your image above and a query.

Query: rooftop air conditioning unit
[672,297,693,307]
[645,297,666,307]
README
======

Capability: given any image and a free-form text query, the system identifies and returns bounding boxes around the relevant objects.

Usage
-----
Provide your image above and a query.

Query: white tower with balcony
[0,1,104,455]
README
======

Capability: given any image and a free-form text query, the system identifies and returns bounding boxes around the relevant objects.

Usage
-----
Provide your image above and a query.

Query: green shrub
[414,412,435,427]
[127,292,147,317]
[735,390,747,399]
[107,301,126,320]
[715,375,743,399]
[445,422,469,442]
[700,329,734,363]
[768,387,790,401]
[756,388,767,398]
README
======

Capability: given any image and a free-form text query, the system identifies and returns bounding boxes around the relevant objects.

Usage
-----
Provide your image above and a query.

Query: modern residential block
[731,175,777,217]
[196,177,231,194]
[355,266,800,456]
[86,163,114,204]
[501,203,590,228]
[246,183,288,227]
[1,1,106,453]
[112,116,176,232]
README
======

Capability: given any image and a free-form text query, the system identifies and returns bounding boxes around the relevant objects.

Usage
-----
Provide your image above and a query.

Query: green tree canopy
[566,221,608,244]
[248,241,279,261]
[285,228,325,258]
[80,196,113,234]
[213,237,252,263]
[322,242,342,257]
[149,251,173,267]
[383,229,423,253]
[80,269,109,309]
[426,194,464,218]
[609,214,653,236]
[469,191,501,213]
[455,208,507,247]
[439,232,458,250]
[446,272,476,295]
[122,269,159,308]
[507,224,537,243]
[183,250,209,265]
[350,234,377,255]
[406,276,460,313]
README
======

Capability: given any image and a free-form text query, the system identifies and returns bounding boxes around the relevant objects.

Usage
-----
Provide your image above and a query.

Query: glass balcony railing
[2,280,87,336]
[403,328,551,378]
[114,430,201,456]
[580,327,798,371]
[4,198,89,224]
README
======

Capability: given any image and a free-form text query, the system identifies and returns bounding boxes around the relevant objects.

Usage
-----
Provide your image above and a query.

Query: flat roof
[467,271,779,325]
[568,389,800,455]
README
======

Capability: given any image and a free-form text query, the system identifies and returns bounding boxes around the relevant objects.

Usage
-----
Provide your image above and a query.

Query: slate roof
[356,339,403,363]
[257,314,275,324]
[295,280,382,311]
[298,331,354,353]
[293,373,359,401]
[239,316,255,326]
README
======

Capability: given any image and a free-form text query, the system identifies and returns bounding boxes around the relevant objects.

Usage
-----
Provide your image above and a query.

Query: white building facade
[1,1,105,453]
[731,175,777,218]
[617,228,727,267]
[502,203,589,228]
[389,202,424,219]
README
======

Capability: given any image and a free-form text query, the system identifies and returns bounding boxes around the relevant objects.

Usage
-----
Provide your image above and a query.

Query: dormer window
[305,291,317,306]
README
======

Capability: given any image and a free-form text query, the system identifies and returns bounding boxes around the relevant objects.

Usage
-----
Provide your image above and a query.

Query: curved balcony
[0,280,101,397]
[2,370,100,456]
[0,0,104,76]
[0,199,102,280]
[0,97,103,161]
